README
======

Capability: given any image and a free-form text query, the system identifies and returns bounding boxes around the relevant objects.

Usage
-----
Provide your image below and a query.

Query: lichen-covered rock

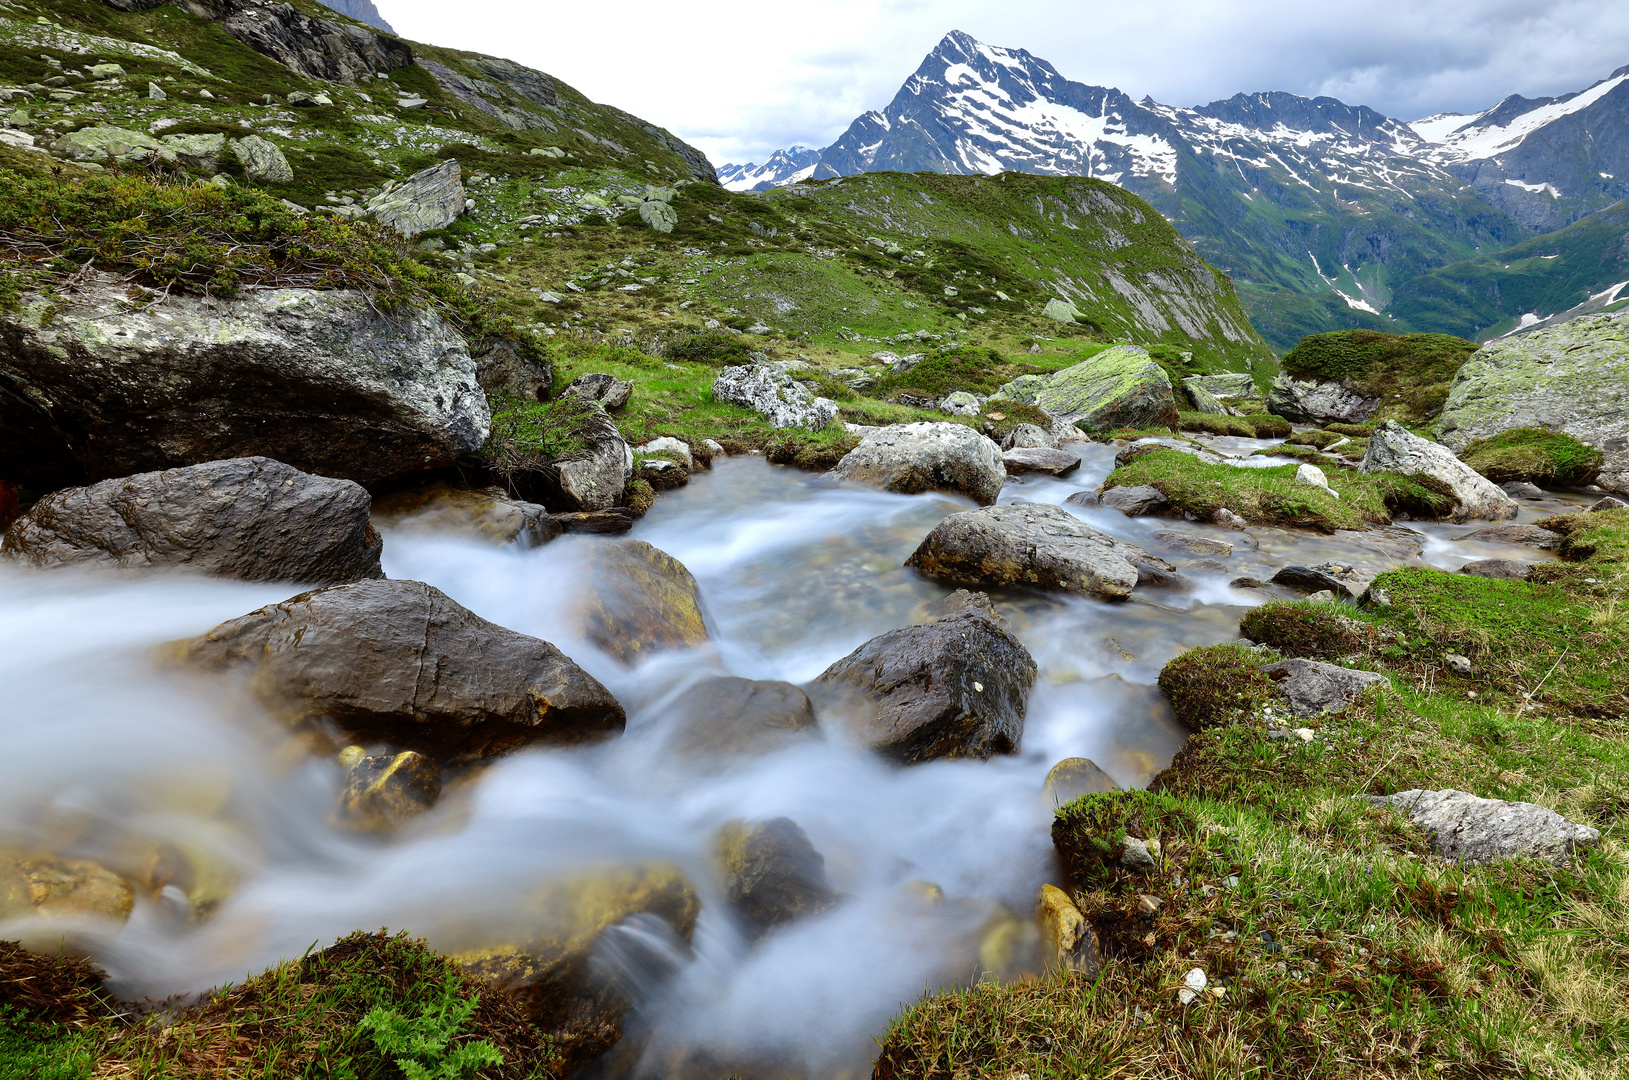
[179,579,625,759]
[3,457,383,583]
[667,676,819,758]
[808,606,1037,763]
[335,749,441,830]
[939,390,981,416]
[1001,447,1081,476]
[161,131,224,171]
[906,503,1151,601]
[229,134,292,184]
[563,372,634,410]
[1043,757,1120,804]
[1267,373,1380,425]
[50,125,170,164]
[1186,372,1259,401]
[367,160,466,236]
[830,422,1005,504]
[576,540,707,665]
[1033,345,1179,431]
[1259,658,1387,717]
[1181,378,1231,415]
[0,274,489,490]
[716,818,839,941]
[1436,313,1629,494]
[712,365,837,430]
[1360,421,1517,521]
[1365,789,1600,865]
[1041,298,1083,323]
[371,483,559,547]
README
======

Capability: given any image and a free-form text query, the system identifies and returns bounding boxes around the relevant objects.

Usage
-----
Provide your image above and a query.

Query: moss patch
[1239,601,1386,661]
[1281,331,1479,427]
[1459,427,1603,487]
[1156,643,1277,731]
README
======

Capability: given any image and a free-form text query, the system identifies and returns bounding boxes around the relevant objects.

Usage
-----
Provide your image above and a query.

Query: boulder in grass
[1260,658,1387,717]
[712,365,837,431]
[1359,421,1517,522]
[1032,345,1179,432]
[1364,789,1600,866]
[367,159,466,236]
[1460,558,1531,580]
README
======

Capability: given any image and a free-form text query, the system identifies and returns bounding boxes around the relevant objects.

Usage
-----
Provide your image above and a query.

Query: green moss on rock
[1156,643,1276,730]
[1459,427,1603,487]
[1239,601,1382,661]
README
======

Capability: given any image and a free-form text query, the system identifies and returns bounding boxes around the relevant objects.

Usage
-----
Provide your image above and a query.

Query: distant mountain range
[722,31,1629,349]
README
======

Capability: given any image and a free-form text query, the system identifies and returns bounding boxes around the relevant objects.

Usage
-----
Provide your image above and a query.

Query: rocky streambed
[0,430,1598,1077]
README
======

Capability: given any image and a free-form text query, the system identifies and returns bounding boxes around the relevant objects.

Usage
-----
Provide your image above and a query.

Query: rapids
[0,438,1594,1077]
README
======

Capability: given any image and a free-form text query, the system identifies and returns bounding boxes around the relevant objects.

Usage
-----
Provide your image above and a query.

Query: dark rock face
[1001,447,1081,476]
[472,341,553,403]
[314,0,394,34]
[553,509,636,535]
[101,0,412,82]
[716,818,840,941]
[808,607,1037,763]
[668,677,819,758]
[1270,565,1355,597]
[0,278,489,491]
[3,457,383,584]
[1097,485,1170,516]
[179,579,625,759]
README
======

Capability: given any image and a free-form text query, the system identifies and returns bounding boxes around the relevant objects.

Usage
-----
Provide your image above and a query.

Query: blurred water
[0,443,1591,1078]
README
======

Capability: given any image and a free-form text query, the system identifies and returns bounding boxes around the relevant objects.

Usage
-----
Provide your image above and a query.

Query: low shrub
[663,330,752,365]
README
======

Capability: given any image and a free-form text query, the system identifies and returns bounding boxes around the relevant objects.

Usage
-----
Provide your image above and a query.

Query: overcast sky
[379,0,1629,167]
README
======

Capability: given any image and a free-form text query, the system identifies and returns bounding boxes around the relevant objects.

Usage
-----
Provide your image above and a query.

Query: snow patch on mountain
[1413,72,1629,163]
[718,146,821,192]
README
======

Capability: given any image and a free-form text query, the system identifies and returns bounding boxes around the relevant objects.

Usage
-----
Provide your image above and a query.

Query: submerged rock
[1043,757,1120,805]
[830,422,1006,504]
[367,160,466,236]
[712,364,837,430]
[1260,658,1387,717]
[179,579,625,759]
[0,852,135,924]
[1031,345,1179,432]
[808,606,1037,763]
[1364,789,1600,865]
[576,540,708,665]
[371,483,559,547]
[1436,312,1629,494]
[667,676,819,758]
[3,457,383,583]
[1360,421,1517,522]
[1267,374,1379,426]
[335,749,441,831]
[1096,484,1170,517]
[0,274,489,491]
[906,503,1153,601]
[716,818,839,941]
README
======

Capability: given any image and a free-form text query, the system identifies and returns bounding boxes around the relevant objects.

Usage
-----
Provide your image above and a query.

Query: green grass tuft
[1459,427,1603,487]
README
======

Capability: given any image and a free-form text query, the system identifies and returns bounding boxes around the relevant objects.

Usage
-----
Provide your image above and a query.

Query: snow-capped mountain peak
[717,145,821,192]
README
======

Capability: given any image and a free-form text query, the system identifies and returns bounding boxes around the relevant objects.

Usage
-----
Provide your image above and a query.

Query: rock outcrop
[3,457,383,583]
[1360,421,1517,522]
[829,423,1006,504]
[0,276,489,490]
[712,365,837,430]
[1266,373,1380,425]
[367,160,467,236]
[906,503,1155,601]
[371,483,559,547]
[180,579,625,759]
[1020,345,1179,432]
[808,606,1037,763]
[1365,789,1600,865]
[716,818,839,941]
[1436,312,1629,494]
[575,540,708,665]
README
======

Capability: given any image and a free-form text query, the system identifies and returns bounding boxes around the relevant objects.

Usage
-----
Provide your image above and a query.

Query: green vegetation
[1155,643,1276,730]
[0,1010,96,1080]
[1460,427,1603,487]
[1280,330,1479,428]
[1239,600,1385,661]
[357,985,503,1080]
[1103,447,1454,532]
[1177,411,1290,438]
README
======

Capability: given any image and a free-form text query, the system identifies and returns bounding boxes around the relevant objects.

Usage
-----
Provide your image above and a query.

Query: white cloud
[377,0,1629,165]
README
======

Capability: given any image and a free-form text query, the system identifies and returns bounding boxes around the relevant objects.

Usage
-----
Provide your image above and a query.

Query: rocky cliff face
[315,0,394,34]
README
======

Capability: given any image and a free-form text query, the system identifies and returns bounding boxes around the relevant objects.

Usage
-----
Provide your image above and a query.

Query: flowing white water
[0,444,1595,1077]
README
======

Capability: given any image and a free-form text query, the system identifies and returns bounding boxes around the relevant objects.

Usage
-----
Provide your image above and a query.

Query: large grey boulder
[1365,789,1600,865]
[0,275,489,490]
[1032,345,1178,432]
[1260,658,1387,717]
[162,132,225,171]
[1360,421,1517,522]
[829,422,1005,504]
[230,135,293,184]
[712,365,837,431]
[179,578,625,760]
[3,457,382,583]
[906,503,1152,601]
[50,125,170,165]
[1186,372,1259,401]
[808,606,1037,764]
[1436,312,1629,494]
[368,160,467,236]
[1267,374,1380,426]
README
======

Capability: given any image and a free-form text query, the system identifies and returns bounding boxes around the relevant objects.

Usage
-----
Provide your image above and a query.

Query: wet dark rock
[179,578,625,760]
[335,749,441,831]
[918,588,1010,630]
[576,540,708,665]
[1229,576,1267,589]
[1364,789,1600,865]
[1270,565,1355,598]
[1001,447,1081,477]
[1098,484,1170,517]
[808,607,1037,764]
[1460,558,1532,580]
[0,275,488,490]
[563,372,634,410]
[372,482,558,547]
[1151,530,1232,557]
[553,509,636,535]
[1182,557,1230,574]
[1331,524,1425,560]
[1043,757,1120,804]
[668,677,819,758]
[1267,374,1379,426]
[1456,524,1559,550]
[716,817,839,941]
[3,457,383,583]
[907,503,1154,601]
[1260,658,1387,718]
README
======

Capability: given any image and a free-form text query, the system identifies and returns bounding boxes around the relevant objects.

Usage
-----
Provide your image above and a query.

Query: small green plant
[356,986,503,1080]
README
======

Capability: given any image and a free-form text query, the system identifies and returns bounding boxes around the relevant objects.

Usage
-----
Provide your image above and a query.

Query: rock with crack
[3,457,383,583]
[371,483,559,547]
[715,817,839,941]
[712,364,837,431]
[1364,789,1600,865]
[1181,379,1231,415]
[830,422,1005,504]
[177,578,625,760]
[563,372,635,410]
[807,606,1037,763]
[1261,658,1387,717]
[574,539,707,665]
[1267,373,1379,426]
[0,273,489,491]
[334,749,441,831]
[906,503,1159,601]
[1002,447,1081,476]
[1186,372,1260,402]
[1360,421,1516,522]
[368,160,467,236]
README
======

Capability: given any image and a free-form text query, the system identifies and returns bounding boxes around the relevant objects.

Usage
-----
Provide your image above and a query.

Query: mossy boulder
[1238,601,1380,661]
[1156,644,1278,731]
[1050,789,1187,885]
[1275,330,1477,428]
[1032,344,1179,432]
[1437,313,1629,494]
[1458,427,1604,488]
